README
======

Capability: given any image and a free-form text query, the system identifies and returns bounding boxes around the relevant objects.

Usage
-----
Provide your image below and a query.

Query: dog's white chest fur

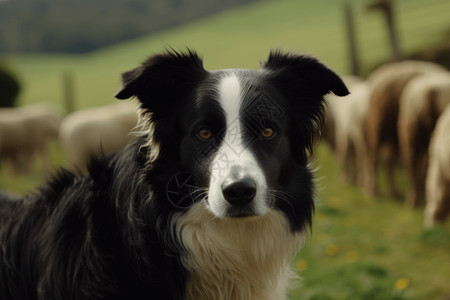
[173,203,304,300]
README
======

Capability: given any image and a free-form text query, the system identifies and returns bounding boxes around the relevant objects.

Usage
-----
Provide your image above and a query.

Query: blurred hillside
[0,0,258,53]
[4,0,450,110]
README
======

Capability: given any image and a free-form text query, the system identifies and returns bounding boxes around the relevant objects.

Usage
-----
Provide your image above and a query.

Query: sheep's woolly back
[425,106,450,227]
[59,102,138,172]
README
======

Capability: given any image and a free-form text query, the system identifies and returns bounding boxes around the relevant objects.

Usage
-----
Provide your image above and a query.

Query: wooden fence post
[368,0,402,61]
[344,1,360,76]
[62,71,75,115]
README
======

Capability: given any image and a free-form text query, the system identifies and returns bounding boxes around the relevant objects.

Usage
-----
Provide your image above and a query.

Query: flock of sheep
[325,60,450,228]
[0,101,138,174]
[1,60,449,228]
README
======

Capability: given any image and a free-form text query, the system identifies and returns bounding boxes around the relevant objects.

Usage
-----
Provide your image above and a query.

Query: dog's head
[116,50,348,230]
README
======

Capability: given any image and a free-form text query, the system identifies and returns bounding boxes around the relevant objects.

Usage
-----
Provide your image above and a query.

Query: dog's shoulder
[0,191,20,204]
[0,191,22,225]
[88,136,148,186]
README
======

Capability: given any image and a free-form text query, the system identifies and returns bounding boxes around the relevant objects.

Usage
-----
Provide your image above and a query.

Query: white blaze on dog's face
[207,74,268,218]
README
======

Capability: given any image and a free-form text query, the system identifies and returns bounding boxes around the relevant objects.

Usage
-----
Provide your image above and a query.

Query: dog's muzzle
[207,151,268,218]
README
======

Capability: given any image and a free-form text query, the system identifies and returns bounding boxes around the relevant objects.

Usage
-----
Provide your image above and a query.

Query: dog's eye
[197,128,213,140]
[261,128,275,139]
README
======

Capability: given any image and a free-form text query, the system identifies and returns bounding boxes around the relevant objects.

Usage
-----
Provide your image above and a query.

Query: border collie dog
[0,50,348,300]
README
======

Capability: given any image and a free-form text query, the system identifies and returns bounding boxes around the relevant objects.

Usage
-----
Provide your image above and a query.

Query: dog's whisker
[267,189,297,210]
[190,191,208,204]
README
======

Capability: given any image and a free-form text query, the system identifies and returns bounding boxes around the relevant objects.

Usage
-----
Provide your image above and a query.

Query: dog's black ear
[115,50,207,108]
[115,68,145,100]
[262,50,349,98]
[262,51,349,159]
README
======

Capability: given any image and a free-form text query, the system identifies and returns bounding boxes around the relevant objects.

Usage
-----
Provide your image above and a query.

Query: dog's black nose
[222,178,257,207]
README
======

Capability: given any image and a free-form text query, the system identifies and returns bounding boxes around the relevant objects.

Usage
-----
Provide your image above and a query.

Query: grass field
[1,0,450,299]
[292,146,450,300]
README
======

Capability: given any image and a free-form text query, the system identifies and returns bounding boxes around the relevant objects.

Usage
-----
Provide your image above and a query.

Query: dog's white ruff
[173,202,304,300]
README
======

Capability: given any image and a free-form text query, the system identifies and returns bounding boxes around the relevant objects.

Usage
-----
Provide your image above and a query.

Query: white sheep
[59,101,139,173]
[0,104,62,173]
[424,105,450,228]
[398,71,450,207]
[363,60,446,198]
[323,75,364,153]
[326,80,370,184]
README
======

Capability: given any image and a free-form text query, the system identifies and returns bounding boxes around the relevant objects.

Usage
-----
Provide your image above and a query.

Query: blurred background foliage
[0,60,21,107]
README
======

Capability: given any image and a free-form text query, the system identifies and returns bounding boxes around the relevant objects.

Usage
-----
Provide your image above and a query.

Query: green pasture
[1,0,450,299]
[292,146,450,300]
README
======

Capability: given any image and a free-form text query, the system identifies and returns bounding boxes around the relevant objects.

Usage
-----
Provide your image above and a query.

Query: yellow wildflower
[395,278,409,291]
[296,260,308,271]
[325,244,338,257]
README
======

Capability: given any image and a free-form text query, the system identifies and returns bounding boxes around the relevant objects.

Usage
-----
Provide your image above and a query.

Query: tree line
[0,0,257,53]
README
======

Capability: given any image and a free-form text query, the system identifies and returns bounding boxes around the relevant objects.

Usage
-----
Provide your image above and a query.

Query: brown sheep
[398,71,450,207]
[424,105,450,228]
[59,101,139,173]
[0,104,62,173]
[363,61,446,198]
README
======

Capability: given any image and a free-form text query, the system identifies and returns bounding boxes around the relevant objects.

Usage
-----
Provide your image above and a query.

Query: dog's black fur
[0,145,190,299]
[0,50,348,300]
